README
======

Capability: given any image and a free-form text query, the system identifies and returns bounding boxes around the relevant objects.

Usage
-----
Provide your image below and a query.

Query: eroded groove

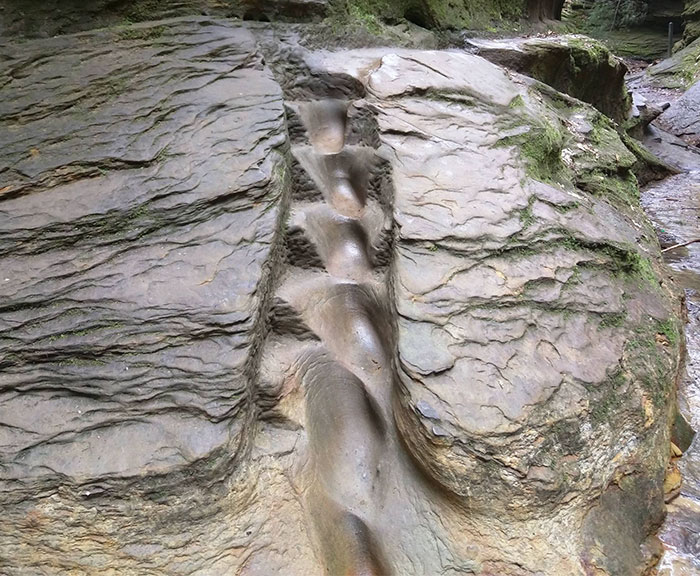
[271,92,398,574]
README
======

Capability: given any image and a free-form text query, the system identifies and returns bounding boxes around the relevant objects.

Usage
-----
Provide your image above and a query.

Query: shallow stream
[641,171,700,574]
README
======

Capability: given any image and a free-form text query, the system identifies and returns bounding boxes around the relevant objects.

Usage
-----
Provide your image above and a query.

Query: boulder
[467,35,631,123]
[646,35,700,89]
[303,45,682,574]
[656,79,700,145]
[0,17,684,576]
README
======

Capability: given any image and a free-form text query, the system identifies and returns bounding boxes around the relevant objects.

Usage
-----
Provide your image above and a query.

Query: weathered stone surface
[0,18,314,575]
[0,0,329,39]
[467,35,631,122]
[625,91,666,139]
[641,123,700,172]
[0,0,229,37]
[657,79,700,145]
[647,36,700,89]
[681,0,700,48]
[240,0,328,21]
[305,46,682,574]
[0,18,685,576]
[641,168,700,576]
[0,17,287,484]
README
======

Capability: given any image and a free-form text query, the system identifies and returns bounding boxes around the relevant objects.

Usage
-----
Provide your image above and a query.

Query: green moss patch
[117,25,166,41]
[647,37,700,89]
[624,315,682,409]
[328,0,529,31]
[500,115,567,183]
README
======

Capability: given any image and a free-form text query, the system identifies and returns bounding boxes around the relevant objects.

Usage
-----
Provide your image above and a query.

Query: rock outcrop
[0,18,287,485]
[467,35,631,123]
[0,17,684,576]
[0,0,568,39]
[0,19,300,574]
[0,0,328,38]
[682,0,700,48]
[656,79,700,145]
[325,0,564,31]
[646,35,700,89]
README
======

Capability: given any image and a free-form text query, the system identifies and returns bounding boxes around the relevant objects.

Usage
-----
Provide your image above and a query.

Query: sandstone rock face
[0,18,286,485]
[0,19,301,575]
[646,36,700,90]
[467,35,631,123]
[682,0,700,48]
[657,79,700,145]
[0,0,328,38]
[0,17,683,576]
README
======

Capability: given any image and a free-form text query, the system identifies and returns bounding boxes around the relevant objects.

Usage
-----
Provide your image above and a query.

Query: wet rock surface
[657,80,700,146]
[627,50,700,575]
[0,17,686,576]
[642,171,700,576]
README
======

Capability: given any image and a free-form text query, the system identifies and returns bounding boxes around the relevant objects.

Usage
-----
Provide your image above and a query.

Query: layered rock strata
[0,18,684,576]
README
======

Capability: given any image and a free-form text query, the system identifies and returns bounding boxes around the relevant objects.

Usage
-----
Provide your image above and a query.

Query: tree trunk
[527,0,565,20]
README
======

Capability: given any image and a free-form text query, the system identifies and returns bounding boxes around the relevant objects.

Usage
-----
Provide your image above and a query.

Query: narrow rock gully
[267,82,466,574]
[274,95,396,573]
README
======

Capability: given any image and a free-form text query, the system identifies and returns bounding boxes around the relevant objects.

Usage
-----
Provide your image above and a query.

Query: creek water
[641,170,700,574]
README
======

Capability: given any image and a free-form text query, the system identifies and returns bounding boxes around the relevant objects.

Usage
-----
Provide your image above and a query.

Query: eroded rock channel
[0,17,688,576]
[273,93,397,573]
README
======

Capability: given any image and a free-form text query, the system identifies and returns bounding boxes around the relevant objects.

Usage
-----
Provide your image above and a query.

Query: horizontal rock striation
[0,18,307,575]
[0,17,288,487]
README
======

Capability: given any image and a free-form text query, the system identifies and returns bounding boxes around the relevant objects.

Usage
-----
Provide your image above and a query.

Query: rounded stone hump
[0,17,687,576]
[305,48,520,108]
[366,51,520,107]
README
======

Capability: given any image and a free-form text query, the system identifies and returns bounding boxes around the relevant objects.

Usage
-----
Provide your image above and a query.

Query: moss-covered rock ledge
[328,0,563,30]
[0,0,566,38]
[468,35,631,123]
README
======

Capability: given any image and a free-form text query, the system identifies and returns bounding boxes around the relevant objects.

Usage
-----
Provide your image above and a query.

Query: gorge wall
[0,0,564,38]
